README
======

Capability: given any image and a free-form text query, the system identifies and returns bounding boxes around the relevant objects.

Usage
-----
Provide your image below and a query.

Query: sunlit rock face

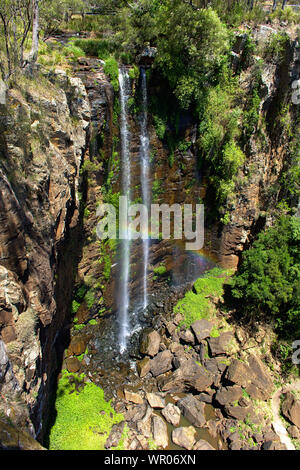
[0,70,90,438]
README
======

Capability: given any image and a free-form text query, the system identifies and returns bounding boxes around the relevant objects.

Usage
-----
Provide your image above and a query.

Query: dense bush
[103,56,119,92]
[72,38,114,58]
[231,215,300,339]
[155,3,230,109]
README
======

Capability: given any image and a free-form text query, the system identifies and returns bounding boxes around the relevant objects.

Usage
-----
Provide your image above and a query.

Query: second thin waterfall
[139,68,151,312]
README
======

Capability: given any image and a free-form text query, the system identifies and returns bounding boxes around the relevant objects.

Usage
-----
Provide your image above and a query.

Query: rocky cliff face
[208,26,300,268]
[0,69,90,440]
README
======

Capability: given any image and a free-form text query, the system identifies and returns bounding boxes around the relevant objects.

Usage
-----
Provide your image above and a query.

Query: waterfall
[118,67,131,353]
[139,68,150,312]
[117,67,151,353]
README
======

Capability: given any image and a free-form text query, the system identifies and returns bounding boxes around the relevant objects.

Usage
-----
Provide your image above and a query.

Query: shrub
[62,44,85,61]
[153,263,167,276]
[84,290,96,310]
[264,32,289,64]
[231,215,300,339]
[270,6,300,25]
[72,38,114,58]
[103,56,119,92]
[222,141,245,178]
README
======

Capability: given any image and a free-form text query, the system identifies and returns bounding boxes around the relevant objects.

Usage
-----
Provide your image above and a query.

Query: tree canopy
[231,215,300,339]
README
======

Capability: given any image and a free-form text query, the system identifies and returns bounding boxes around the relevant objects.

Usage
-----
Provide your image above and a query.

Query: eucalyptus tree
[0,0,32,79]
[29,0,39,62]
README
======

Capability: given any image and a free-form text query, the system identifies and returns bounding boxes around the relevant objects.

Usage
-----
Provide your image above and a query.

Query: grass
[173,267,234,328]
[49,371,126,450]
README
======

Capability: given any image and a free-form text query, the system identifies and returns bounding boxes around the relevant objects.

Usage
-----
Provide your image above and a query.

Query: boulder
[203,358,219,375]
[67,336,87,356]
[161,403,181,426]
[105,421,125,449]
[146,393,165,409]
[136,406,153,438]
[224,404,255,421]
[207,332,234,356]
[159,360,214,393]
[281,392,300,428]
[124,389,144,405]
[172,426,197,450]
[225,359,253,388]
[125,403,147,422]
[65,357,81,373]
[197,392,213,404]
[137,357,151,378]
[244,354,273,400]
[179,328,195,344]
[173,355,189,369]
[150,350,173,377]
[165,322,177,336]
[152,415,169,449]
[262,440,287,450]
[140,329,161,357]
[177,395,206,427]
[193,439,215,450]
[190,320,213,343]
[288,425,300,439]
[215,385,243,406]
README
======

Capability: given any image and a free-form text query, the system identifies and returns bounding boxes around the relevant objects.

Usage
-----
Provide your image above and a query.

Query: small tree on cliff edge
[28,0,39,63]
[0,0,33,80]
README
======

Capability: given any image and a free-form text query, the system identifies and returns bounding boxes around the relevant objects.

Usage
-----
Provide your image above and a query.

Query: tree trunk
[30,0,39,63]
[0,13,12,79]
[272,0,277,11]
[281,0,287,9]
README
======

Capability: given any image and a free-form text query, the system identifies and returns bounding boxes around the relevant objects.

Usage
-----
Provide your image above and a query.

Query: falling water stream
[139,68,151,312]
[117,67,152,353]
[116,67,213,354]
[118,68,131,353]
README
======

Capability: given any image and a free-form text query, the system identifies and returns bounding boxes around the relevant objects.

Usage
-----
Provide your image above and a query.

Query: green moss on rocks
[49,371,125,450]
[174,267,234,328]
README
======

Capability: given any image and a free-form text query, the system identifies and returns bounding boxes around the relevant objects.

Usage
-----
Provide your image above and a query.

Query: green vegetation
[103,56,119,92]
[174,267,234,328]
[152,179,163,201]
[231,215,300,340]
[71,284,96,324]
[264,31,289,64]
[80,159,103,176]
[153,263,167,280]
[270,6,300,25]
[155,4,229,110]
[128,65,140,81]
[84,289,96,310]
[71,38,114,58]
[49,370,126,450]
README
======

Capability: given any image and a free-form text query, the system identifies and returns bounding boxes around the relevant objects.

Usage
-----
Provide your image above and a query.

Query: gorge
[0,0,299,453]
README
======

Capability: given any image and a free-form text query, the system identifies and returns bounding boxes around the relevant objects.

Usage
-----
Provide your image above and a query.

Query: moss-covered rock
[49,371,126,450]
